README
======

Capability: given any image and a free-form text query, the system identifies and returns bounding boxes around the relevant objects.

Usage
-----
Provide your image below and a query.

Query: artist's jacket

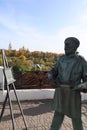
[49,54,87,118]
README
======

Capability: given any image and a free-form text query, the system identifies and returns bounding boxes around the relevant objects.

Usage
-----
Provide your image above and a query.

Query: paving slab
[0,99,87,130]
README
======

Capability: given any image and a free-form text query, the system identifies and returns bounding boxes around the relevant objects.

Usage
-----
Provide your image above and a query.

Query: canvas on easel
[0,49,28,130]
[0,66,4,90]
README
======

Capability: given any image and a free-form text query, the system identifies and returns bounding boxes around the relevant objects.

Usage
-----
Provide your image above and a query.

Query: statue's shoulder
[57,54,65,62]
[59,54,65,59]
[55,55,65,66]
[77,54,87,63]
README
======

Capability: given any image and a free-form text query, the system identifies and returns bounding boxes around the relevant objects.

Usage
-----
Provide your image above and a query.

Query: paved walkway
[0,99,87,130]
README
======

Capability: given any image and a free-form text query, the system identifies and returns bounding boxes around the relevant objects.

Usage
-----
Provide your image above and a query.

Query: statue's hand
[72,83,87,93]
[48,73,56,88]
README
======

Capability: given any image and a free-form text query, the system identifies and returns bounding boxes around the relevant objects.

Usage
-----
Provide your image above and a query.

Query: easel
[0,49,28,130]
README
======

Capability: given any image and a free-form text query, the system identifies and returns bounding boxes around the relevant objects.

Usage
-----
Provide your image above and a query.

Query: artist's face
[64,42,76,55]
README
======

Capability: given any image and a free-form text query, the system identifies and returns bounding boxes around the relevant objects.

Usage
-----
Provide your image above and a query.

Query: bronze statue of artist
[48,37,87,130]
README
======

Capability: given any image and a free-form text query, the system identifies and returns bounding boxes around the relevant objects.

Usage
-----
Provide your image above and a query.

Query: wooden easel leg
[7,85,16,130]
[12,83,28,129]
[0,92,8,121]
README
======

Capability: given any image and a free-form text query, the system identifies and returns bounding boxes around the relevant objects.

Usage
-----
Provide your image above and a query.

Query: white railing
[0,89,87,102]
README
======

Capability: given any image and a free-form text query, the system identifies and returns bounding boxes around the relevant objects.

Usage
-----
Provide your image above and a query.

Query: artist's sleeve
[48,59,59,87]
[48,59,59,79]
[77,57,87,92]
[82,58,87,82]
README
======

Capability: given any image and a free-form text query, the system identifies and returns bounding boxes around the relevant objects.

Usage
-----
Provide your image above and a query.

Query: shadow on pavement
[0,99,53,121]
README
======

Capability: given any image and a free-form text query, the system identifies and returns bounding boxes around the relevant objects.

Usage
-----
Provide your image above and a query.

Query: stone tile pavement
[0,99,87,130]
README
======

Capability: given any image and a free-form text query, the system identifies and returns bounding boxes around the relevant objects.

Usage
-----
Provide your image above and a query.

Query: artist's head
[64,37,80,55]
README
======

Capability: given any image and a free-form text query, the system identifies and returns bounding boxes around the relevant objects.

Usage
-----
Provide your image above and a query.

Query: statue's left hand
[72,83,87,93]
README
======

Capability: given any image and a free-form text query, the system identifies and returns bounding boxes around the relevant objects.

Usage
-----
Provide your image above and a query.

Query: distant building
[8,41,12,50]
[32,64,42,70]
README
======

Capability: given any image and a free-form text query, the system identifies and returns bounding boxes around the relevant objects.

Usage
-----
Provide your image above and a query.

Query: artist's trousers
[50,111,83,130]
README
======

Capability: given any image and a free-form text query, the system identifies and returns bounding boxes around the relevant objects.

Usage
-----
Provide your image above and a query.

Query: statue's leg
[50,111,64,130]
[72,117,83,130]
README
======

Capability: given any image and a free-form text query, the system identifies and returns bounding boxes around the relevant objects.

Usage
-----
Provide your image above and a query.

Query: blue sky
[0,0,87,58]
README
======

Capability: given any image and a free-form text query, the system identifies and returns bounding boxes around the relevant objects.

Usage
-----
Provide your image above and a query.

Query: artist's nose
[65,43,70,50]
